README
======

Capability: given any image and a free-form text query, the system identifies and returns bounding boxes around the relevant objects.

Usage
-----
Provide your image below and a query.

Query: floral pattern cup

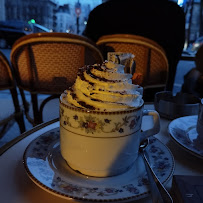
[60,96,160,177]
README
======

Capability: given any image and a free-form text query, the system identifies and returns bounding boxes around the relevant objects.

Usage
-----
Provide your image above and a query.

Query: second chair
[11,32,103,126]
[96,34,169,101]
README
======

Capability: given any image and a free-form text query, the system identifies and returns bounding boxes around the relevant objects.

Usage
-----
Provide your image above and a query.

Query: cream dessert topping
[62,61,143,111]
[108,52,135,74]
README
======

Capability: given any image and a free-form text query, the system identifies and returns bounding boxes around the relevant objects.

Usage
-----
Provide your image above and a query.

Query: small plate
[23,128,174,202]
[168,115,203,159]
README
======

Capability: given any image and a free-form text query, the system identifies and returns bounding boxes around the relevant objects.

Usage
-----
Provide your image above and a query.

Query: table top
[1,104,203,203]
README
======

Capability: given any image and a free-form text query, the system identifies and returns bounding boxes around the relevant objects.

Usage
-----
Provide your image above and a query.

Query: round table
[1,105,203,203]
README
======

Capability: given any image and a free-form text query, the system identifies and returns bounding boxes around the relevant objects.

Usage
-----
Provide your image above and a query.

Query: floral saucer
[168,115,203,159]
[23,128,174,202]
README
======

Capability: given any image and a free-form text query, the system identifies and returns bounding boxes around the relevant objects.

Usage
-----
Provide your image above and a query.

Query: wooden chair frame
[11,33,103,126]
[0,50,25,137]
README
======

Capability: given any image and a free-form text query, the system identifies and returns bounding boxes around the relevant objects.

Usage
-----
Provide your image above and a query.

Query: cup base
[65,159,135,178]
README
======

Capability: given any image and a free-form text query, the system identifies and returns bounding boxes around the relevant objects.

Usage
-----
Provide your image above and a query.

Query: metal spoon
[139,139,173,203]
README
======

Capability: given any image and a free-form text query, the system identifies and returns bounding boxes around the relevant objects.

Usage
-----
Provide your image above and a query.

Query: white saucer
[168,115,203,159]
[23,128,174,202]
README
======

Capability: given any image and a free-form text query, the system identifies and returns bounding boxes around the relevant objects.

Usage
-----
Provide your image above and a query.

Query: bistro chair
[96,34,169,101]
[0,50,25,138]
[11,32,103,126]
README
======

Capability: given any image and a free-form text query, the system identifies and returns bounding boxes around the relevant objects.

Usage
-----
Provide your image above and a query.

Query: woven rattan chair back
[11,33,103,126]
[97,34,169,100]
[0,50,25,137]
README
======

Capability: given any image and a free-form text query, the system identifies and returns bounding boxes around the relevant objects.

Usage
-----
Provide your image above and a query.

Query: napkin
[172,175,203,203]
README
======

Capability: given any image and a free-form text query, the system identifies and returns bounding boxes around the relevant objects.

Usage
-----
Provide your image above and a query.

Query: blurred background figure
[181,45,203,98]
[83,0,185,91]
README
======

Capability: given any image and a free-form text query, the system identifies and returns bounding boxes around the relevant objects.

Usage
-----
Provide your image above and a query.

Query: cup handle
[140,109,160,142]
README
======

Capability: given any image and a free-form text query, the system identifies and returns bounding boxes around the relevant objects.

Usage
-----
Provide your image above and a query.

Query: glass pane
[0,0,102,48]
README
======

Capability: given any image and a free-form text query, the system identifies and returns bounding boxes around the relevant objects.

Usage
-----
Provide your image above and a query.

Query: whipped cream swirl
[62,61,143,111]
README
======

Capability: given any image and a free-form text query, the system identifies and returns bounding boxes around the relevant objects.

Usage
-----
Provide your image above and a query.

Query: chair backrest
[0,51,14,90]
[0,50,25,135]
[96,34,169,90]
[11,32,104,94]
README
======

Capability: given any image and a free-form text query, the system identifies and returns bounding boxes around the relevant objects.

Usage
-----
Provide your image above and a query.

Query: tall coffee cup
[60,96,160,177]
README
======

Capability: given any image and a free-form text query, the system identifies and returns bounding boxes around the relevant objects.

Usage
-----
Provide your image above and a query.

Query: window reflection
[0,0,202,52]
[1,0,102,35]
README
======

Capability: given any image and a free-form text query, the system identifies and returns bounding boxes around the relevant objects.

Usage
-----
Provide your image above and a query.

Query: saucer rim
[23,128,174,202]
[168,115,203,159]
